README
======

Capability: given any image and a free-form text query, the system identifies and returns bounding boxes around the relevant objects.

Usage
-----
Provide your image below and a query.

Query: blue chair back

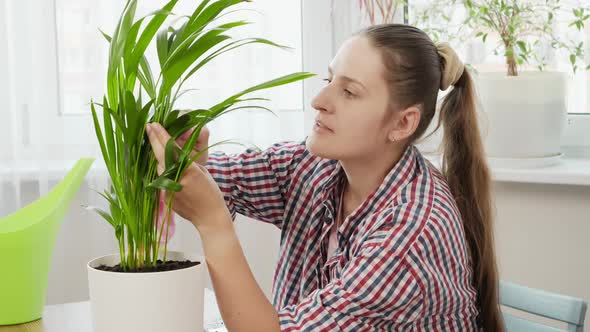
[500,281,587,332]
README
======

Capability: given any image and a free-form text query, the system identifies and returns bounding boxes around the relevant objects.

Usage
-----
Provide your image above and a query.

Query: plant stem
[163,198,174,262]
[504,41,518,76]
[118,231,126,271]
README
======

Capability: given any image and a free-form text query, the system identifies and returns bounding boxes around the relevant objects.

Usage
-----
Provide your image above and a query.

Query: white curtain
[0,0,303,304]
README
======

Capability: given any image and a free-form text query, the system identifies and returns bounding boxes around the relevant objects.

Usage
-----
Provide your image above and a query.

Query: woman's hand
[146,122,231,234]
[176,126,210,166]
[148,124,280,332]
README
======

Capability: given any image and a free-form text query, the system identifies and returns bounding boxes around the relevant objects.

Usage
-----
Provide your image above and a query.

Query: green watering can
[0,158,94,325]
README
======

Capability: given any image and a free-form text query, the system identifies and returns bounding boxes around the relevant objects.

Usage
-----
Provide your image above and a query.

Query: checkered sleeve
[277,241,423,331]
[206,141,306,228]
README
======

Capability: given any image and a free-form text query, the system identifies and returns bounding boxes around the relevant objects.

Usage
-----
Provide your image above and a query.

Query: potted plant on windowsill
[413,0,590,163]
[85,1,312,331]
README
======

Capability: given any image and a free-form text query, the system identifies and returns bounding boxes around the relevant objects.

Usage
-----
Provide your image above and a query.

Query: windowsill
[490,157,590,186]
[2,155,590,187]
[424,153,590,187]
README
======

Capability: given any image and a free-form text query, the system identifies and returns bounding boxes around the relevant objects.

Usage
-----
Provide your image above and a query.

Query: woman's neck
[340,146,406,212]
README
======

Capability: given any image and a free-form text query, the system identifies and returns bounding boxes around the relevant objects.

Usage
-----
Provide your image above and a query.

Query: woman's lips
[314,119,334,133]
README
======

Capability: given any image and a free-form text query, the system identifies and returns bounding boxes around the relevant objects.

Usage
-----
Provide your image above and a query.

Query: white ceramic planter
[476,71,568,159]
[87,251,205,332]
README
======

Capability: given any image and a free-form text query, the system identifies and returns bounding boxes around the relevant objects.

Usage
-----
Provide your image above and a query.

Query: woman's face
[306,35,398,162]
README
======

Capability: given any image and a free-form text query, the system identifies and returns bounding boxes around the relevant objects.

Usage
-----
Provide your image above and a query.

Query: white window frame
[302,0,334,133]
[4,0,308,162]
[301,0,590,157]
[563,114,590,156]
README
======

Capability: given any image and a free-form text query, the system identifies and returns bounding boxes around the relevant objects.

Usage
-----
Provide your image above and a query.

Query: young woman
[146,24,503,331]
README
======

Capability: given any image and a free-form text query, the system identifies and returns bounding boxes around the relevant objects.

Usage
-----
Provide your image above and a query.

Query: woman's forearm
[197,214,281,332]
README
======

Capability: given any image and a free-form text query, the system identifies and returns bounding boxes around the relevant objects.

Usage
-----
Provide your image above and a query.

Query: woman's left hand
[147,123,279,332]
[146,122,231,234]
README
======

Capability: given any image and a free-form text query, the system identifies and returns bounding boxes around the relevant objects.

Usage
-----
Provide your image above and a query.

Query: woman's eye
[322,79,355,98]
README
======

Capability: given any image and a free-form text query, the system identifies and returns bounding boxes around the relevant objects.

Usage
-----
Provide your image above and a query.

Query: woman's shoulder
[353,149,462,248]
[411,148,460,212]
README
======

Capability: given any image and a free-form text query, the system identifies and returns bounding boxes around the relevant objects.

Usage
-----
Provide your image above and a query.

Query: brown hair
[361,24,503,331]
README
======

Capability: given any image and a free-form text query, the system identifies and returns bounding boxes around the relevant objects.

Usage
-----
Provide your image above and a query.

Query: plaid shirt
[207,141,480,331]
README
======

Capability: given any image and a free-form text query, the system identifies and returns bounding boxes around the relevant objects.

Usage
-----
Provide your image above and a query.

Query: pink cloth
[327,184,345,259]
[326,222,339,259]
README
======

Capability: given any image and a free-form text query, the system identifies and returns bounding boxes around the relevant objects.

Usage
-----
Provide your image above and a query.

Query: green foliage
[90,0,313,270]
[412,0,590,76]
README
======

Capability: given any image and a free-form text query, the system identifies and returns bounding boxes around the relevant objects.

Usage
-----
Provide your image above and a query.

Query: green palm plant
[89,0,313,271]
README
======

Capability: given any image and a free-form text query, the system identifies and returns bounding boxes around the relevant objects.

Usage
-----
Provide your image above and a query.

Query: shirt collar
[319,145,423,244]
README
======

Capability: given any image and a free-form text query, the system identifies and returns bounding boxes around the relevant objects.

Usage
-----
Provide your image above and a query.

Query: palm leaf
[90,0,315,270]
[174,0,240,50]
[102,97,116,166]
[169,0,212,51]
[210,72,315,116]
[91,101,109,167]
[164,138,178,171]
[84,205,117,228]
[161,30,232,94]
[107,0,137,106]
[147,176,183,192]
[126,0,178,87]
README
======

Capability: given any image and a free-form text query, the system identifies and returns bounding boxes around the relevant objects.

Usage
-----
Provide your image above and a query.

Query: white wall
[494,182,590,331]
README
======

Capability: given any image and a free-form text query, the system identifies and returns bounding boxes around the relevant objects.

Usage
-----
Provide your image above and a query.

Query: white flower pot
[87,251,205,332]
[476,71,568,159]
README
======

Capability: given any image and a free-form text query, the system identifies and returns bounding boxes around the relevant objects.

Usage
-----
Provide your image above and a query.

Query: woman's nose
[311,87,331,113]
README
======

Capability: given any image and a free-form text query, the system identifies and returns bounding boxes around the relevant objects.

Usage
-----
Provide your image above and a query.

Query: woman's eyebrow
[328,66,367,91]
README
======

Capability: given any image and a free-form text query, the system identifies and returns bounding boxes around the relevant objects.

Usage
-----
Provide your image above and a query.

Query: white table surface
[40,288,226,332]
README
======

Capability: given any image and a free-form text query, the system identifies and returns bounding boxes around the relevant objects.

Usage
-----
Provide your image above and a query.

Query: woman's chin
[306,135,336,159]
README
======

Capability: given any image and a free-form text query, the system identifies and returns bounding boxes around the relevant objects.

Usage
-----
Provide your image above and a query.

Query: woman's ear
[388,106,421,142]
